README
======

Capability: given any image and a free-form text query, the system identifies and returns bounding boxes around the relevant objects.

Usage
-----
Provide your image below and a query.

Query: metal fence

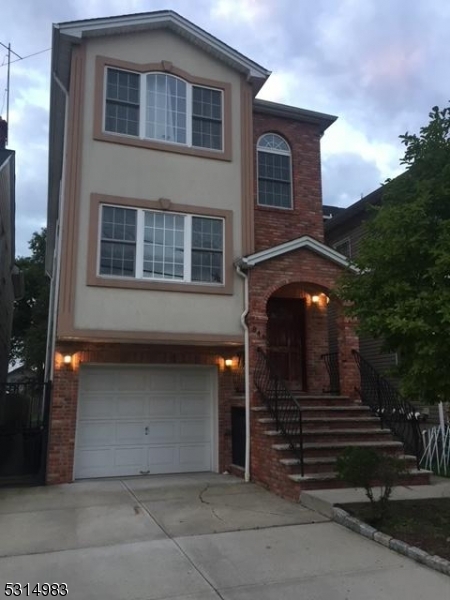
[0,380,51,484]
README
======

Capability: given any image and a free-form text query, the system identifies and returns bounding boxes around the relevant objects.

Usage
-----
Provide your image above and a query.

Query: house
[45,10,427,497]
[0,120,16,384]
[323,185,398,374]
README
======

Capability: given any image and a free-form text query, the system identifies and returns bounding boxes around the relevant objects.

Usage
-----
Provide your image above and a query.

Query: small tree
[339,105,450,403]
[10,229,49,378]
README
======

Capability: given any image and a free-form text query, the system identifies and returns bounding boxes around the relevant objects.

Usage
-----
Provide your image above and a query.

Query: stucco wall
[70,29,245,338]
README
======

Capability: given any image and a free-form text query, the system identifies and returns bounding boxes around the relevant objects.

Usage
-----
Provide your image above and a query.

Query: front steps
[251,394,431,501]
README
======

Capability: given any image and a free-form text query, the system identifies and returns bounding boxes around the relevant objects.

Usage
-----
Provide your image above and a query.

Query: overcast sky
[2,0,449,256]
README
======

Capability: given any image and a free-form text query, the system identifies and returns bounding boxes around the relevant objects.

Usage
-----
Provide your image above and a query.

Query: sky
[1,0,449,256]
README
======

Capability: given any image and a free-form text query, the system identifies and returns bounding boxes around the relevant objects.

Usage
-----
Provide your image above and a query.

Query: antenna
[0,42,22,146]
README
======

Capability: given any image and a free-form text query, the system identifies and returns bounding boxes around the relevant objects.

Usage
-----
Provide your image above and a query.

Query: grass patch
[343,498,450,561]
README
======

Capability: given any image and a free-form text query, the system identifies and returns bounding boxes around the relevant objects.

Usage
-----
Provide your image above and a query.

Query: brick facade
[253,112,325,252]
[46,105,361,490]
[47,343,241,484]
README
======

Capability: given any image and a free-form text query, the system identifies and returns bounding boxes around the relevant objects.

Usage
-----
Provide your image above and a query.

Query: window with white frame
[99,205,224,284]
[105,68,223,151]
[257,133,292,208]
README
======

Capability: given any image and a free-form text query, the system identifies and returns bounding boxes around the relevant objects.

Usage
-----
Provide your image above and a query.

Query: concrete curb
[332,506,450,577]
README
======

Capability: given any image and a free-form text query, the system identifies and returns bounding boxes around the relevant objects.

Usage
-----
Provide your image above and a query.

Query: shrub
[336,447,407,522]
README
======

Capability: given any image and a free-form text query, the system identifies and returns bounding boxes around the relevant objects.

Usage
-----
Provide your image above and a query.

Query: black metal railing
[352,350,423,467]
[233,351,245,394]
[0,380,51,483]
[254,347,304,476]
[321,352,340,394]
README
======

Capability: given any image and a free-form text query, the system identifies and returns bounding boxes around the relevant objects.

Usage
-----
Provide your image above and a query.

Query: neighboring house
[45,10,363,491]
[323,186,398,373]
[0,120,16,384]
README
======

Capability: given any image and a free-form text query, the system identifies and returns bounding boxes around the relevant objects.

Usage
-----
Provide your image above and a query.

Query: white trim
[56,11,270,80]
[240,235,357,271]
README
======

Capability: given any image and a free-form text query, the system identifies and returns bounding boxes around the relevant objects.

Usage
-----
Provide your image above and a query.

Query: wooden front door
[266,297,306,389]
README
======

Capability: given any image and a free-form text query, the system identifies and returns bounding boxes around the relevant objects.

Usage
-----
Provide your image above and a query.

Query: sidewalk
[301,475,450,518]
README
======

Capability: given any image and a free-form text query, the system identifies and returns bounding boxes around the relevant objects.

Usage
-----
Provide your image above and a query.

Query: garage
[74,365,216,479]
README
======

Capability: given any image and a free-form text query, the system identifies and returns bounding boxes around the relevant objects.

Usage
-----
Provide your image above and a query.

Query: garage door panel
[115,421,146,445]
[180,395,211,416]
[179,373,210,392]
[148,396,178,416]
[179,419,211,442]
[78,395,116,419]
[146,421,177,442]
[114,447,146,468]
[77,422,115,447]
[75,366,215,478]
[149,372,179,392]
[147,446,177,470]
[116,394,147,418]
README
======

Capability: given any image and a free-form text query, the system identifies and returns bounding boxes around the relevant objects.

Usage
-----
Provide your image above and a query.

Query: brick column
[336,306,360,399]
[46,362,79,484]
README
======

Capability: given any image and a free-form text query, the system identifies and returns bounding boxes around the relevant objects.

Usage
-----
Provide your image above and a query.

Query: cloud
[1,0,449,255]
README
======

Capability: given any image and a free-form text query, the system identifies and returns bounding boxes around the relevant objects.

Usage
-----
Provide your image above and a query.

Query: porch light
[225,358,233,369]
[311,295,320,304]
[63,354,72,365]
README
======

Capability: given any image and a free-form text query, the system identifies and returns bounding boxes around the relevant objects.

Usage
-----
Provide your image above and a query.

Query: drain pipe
[236,264,251,482]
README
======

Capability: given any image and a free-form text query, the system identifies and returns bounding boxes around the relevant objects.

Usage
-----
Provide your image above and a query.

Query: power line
[0,47,51,67]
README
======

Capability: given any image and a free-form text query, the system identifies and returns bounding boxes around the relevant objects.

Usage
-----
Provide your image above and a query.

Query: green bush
[336,447,407,522]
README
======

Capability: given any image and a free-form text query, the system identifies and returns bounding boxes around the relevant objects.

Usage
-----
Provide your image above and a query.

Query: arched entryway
[265,283,332,393]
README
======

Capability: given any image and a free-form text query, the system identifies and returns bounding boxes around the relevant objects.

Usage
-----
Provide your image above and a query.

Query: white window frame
[103,68,224,151]
[97,205,225,286]
[257,133,293,210]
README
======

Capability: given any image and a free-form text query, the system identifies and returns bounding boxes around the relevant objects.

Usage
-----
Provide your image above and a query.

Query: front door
[266,297,306,389]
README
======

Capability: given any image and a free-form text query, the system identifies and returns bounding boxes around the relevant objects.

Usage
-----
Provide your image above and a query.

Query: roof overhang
[237,235,357,272]
[253,99,337,134]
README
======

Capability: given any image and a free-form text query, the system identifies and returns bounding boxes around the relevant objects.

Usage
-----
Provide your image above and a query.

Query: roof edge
[253,99,337,133]
[237,235,356,271]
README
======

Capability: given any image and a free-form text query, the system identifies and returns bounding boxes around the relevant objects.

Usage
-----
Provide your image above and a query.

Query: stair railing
[352,349,423,468]
[254,347,304,476]
[320,352,340,394]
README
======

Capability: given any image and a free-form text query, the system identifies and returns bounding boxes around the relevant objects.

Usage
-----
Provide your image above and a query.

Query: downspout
[45,73,69,382]
[236,264,250,482]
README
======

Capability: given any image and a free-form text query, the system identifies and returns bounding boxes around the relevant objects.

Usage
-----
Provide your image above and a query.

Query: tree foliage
[11,229,49,377]
[339,105,450,402]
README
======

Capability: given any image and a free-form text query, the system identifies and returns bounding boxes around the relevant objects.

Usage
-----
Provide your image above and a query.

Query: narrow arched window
[257,133,292,208]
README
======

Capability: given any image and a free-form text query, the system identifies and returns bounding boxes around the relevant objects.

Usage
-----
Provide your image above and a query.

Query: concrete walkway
[0,473,448,599]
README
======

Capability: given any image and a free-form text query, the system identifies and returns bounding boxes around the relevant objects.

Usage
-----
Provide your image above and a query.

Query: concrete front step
[287,468,432,490]
[253,405,373,419]
[258,416,380,428]
[273,440,405,458]
[279,454,419,475]
[264,428,393,444]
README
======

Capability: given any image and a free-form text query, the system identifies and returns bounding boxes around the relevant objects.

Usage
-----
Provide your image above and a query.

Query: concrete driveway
[0,473,448,599]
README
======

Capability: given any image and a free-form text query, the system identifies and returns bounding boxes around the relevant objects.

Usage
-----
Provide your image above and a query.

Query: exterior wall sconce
[311,295,320,304]
[62,354,74,370]
[224,358,233,370]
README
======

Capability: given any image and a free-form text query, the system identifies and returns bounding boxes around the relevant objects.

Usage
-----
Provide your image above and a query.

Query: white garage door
[74,365,216,479]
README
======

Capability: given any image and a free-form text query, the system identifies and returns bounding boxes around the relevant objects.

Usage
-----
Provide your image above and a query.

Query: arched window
[257,133,292,208]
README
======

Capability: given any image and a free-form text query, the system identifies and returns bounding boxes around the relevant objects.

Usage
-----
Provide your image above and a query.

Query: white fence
[421,425,450,476]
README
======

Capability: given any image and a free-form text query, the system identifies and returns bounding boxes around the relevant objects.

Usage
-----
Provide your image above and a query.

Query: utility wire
[0,47,51,67]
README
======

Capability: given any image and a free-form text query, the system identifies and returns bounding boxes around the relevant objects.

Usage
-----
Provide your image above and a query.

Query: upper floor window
[257,133,292,209]
[99,205,224,285]
[105,69,223,151]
